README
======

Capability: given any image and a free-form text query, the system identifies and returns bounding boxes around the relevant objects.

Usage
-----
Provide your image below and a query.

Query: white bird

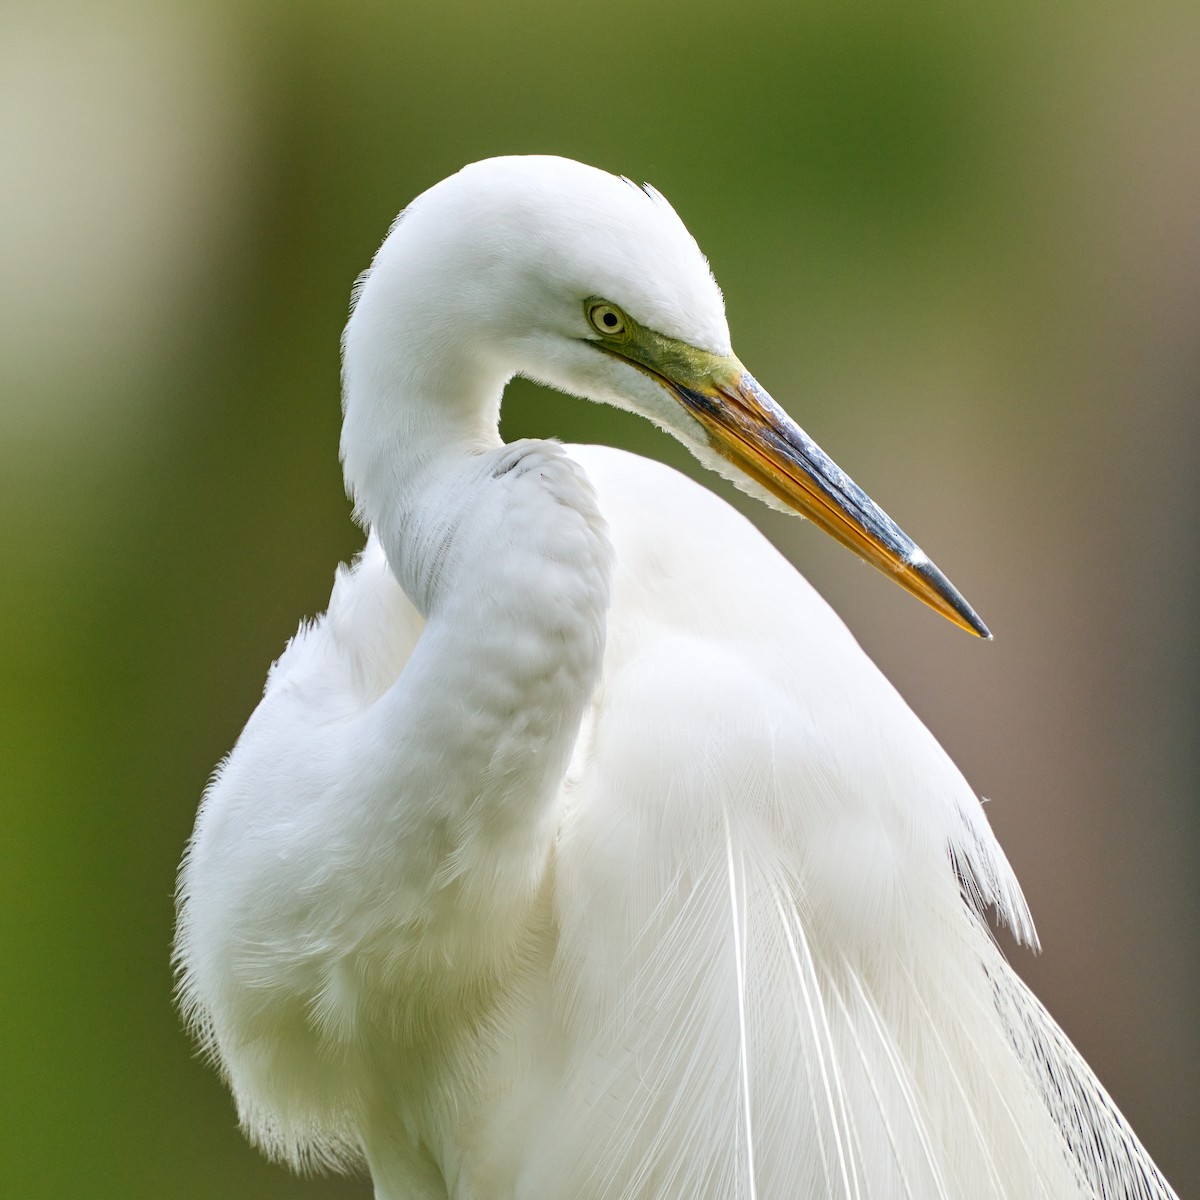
[175,155,1177,1200]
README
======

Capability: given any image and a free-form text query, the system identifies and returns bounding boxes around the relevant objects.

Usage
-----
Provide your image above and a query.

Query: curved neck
[358,440,613,936]
[340,297,614,939]
[341,342,508,545]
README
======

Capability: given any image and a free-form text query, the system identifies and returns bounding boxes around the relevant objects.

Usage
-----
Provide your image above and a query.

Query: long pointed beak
[672,364,990,639]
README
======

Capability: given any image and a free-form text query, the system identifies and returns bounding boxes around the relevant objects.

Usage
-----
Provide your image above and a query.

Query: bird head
[344,155,988,638]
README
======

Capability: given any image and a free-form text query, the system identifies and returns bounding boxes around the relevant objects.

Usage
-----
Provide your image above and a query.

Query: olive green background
[2,1,1197,1196]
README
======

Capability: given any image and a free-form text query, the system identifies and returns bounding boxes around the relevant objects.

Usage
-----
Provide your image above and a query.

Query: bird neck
[338,281,606,614]
[341,328,614,925]
[341,343,508,547]
[365,438,614,933]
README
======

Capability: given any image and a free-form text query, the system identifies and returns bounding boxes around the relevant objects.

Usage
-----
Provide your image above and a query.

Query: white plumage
[175,156,1176,1199]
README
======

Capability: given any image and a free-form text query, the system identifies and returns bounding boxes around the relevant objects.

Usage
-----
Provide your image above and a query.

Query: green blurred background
[2,0,1197,1195]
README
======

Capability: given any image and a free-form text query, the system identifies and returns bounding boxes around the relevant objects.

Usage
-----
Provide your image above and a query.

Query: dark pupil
[602,311,618,328]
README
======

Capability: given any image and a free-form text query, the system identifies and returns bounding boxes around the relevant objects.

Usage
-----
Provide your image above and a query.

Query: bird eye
[587,302,627,338]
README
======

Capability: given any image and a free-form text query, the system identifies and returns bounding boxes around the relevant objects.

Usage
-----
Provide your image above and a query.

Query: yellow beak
[588,311,989,638]
[670,362,990,639]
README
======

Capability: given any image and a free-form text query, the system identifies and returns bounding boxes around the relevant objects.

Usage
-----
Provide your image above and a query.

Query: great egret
[175,155,1177,1200]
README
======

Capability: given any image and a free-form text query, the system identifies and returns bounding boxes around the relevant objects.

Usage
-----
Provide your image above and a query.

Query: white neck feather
[339,271,614,934]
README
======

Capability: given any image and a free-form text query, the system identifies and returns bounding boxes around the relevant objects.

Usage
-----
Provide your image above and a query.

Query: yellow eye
[587,302,627,337]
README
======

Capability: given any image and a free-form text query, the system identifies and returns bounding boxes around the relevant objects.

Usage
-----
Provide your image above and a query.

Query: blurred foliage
[1,0,1197,1196]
